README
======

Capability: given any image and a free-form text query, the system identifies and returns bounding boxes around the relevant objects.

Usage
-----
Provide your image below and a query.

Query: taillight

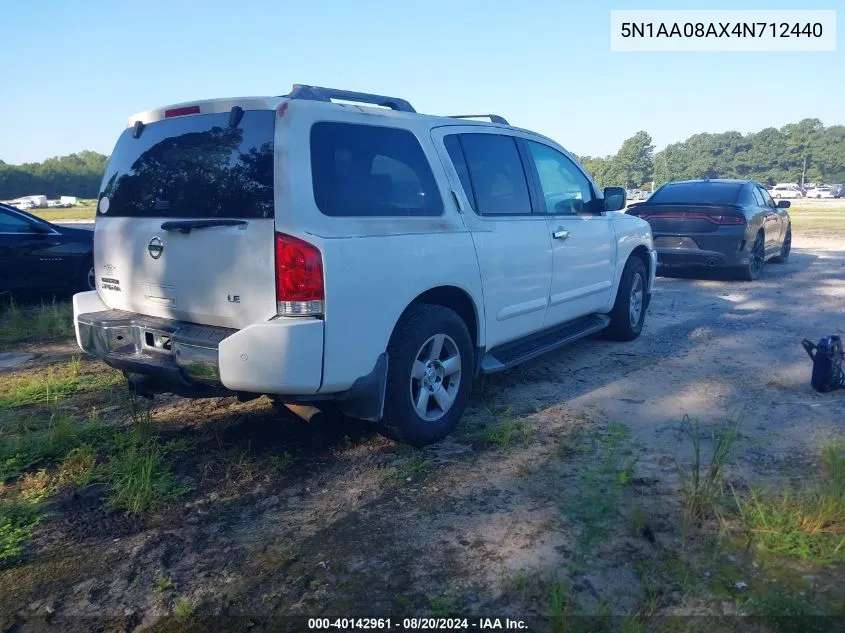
[274,233,324,317]
[639,212,745,226]
[164,105,201,118]
[707,214,745,225]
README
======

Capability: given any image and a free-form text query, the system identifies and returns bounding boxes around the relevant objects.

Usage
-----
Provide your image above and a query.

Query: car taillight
[164,105,201,118]
[707,214,746,225]
[274,233,324,317]
[639,212,745,226]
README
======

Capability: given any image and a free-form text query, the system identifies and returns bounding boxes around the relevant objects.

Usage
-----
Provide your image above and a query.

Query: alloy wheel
[409,333,462,422]
[629,272,644,327]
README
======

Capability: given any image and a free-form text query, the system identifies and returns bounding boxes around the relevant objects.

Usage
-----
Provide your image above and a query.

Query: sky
[0,0,841,164]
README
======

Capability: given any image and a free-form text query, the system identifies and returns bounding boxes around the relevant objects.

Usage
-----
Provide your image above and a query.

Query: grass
[676,414,741,526]
[0,500,41,560]
[172,597,196,618]
[733,442,845,563]
[0,297,74,347]
[565,423,638,556]
[787,201,845,214]
[746,591,828,633]
[382,456,434,484]
[154,573,174,593]
[791,216,845,231]
[0,406,114,482]
[427,592,459,618]
[30,200,96,223]
[464,406,533,449]
[104,438,187,514]
[0,356,123,410]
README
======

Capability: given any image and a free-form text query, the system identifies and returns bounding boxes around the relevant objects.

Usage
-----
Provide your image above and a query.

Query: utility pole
[801,156,807,188]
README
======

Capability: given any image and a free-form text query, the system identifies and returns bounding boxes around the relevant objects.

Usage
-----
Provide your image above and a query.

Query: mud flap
[335,353,388,422]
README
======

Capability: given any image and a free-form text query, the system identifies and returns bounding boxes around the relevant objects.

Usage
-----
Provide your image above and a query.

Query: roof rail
[448,114,510,125]
[285,84,416,113]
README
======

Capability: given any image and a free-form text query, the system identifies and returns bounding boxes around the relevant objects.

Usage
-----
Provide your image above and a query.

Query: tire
[604,256,648,342]
[737,231,765,281]
[77,256,96,292]
[770,224,791,264]
[379,304,474,448]
[774,193,781,199]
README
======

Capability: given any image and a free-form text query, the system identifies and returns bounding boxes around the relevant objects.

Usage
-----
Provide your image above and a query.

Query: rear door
[520,139,616,326]
[433,127,552,349]
[0,207,59,291]
[756,185,784,252]
[94,107,277,329]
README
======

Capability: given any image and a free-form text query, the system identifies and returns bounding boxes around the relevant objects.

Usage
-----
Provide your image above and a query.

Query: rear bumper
[76,308,234,397]
[654,230,750,268]
[72,291,324,398]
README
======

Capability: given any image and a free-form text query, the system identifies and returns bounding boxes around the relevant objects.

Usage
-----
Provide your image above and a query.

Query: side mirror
[30,222,52,234]
[777,200,790,209]
[603,186,627,212]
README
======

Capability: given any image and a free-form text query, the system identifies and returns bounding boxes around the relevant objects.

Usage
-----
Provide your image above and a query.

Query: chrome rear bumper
[76,309,236,395]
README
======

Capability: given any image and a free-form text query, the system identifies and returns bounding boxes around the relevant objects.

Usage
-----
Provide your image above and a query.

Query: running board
[480,314,610,374]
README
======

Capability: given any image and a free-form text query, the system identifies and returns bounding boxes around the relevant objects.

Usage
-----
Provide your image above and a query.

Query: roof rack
[449,114,510,125]
[285,84,416,113]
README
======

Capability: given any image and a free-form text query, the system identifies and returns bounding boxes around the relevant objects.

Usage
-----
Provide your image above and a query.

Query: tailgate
[94,107,277,330]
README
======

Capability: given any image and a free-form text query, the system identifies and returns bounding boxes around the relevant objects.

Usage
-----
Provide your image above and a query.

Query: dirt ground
[1,227,843,633]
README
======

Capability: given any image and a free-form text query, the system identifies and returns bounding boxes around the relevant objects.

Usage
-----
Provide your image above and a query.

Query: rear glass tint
[310,122,443,217]
[99,110,274,218]
[648,182,742,205]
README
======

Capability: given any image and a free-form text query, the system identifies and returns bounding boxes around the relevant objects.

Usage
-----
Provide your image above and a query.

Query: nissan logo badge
[148,236,164,260]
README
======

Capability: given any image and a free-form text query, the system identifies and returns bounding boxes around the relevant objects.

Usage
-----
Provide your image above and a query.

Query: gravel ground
[2,227,843,631]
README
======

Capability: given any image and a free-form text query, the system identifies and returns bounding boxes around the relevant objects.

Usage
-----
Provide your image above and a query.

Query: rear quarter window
[310,122,443,217]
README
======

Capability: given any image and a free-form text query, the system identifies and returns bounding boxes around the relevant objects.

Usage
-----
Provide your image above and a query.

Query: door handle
[552,229,570,240]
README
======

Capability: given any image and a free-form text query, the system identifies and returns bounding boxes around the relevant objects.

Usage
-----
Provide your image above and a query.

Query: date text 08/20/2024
[307,618,528,630]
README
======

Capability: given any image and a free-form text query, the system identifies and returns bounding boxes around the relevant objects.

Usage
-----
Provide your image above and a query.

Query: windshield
[98,110,275,219]
[648,182,742,205]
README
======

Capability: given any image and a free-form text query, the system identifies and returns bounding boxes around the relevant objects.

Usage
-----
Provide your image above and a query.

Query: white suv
[73,85,657,447]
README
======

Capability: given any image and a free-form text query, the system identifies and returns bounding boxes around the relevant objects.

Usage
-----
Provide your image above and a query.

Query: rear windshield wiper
[160,219,248,234]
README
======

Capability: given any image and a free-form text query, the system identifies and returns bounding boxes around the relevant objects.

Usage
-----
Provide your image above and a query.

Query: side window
[738,186,756,206]
[750,187,764,206]
[310,122,443,217]
[758,186,776,208]
[457,133,532,216]
[526,141,594,215]
[443,135,475,210]
[0,209,37,233]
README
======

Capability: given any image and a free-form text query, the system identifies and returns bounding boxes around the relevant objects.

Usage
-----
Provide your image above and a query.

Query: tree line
[579,118,845,191]
[0,151,107,200]
[1,118,843,200]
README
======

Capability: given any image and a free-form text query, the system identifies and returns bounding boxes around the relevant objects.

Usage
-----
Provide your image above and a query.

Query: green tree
[614,131,654,188]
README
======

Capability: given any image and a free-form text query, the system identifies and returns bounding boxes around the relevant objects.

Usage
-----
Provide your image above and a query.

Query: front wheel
[379,304,474,447]
[770,224,791,264]
[604,256,648,342]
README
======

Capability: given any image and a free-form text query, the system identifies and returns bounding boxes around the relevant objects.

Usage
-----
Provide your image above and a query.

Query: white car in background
[770,184,804,199]
[804,185,834,199]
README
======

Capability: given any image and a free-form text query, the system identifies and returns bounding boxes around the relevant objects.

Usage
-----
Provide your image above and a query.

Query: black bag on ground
[801,335,845,393]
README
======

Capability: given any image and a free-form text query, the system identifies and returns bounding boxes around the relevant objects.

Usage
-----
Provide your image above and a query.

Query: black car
[626,179,791,281]
[0,203,95,295]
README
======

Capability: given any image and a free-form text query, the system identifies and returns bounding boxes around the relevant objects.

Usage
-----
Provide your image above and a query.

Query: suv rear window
[649,182,743,205]
[99,110,275,218]
[310,122,443,217]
